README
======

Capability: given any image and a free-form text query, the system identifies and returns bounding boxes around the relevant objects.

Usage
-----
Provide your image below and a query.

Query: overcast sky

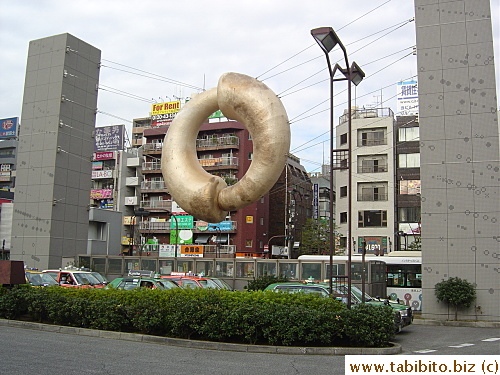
[1,0,498,173]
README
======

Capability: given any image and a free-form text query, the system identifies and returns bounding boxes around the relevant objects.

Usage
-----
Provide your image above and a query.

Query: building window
[399,180,421,195]
[359,128,386,146]
[340,186,347,198]
[340,212,348,223]
[248,152,253,160]
[398,127,419,142]
[358,210,387,227]
[260,217,264,225]
[245,239,253,247]
[398,153,420,168]
[340,133,348,145]
[358,154,388,173]
[399,207,421,223]
[358,182,388,201]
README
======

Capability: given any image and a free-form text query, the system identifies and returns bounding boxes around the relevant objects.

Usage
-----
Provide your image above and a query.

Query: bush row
[0,285,395,347]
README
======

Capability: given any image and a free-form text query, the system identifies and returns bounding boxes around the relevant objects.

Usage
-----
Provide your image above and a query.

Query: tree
[299,218,343,256]
[245,275,289,291]
[435,277,476,320]
[406,235,421,251]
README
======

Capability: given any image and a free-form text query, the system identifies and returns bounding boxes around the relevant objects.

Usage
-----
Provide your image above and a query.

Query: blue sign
[208,221,233,231]
[313,183,319,219]
[0,117,18,139]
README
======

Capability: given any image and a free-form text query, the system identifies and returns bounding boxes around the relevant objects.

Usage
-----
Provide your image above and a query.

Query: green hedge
[0,285,395,347]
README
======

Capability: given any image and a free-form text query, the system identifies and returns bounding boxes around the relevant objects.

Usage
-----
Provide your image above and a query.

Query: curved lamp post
[311,27,365,307]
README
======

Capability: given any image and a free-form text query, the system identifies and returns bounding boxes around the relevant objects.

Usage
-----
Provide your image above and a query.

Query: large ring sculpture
[161,72,290,223]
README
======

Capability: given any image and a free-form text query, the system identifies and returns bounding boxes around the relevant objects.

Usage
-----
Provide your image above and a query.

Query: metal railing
[357,193,388,201]
[339,107,394,124]
[357,164,388,173]
[199,157,238,167]
[358,138,387,147]
[142,161,162,171]
[196,135,239,148]
[142,143,163,152]
[140,200,172,210]
[141,180,166,190]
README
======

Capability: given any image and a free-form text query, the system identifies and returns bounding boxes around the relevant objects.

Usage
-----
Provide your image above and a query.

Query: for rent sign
[151,101,181,127]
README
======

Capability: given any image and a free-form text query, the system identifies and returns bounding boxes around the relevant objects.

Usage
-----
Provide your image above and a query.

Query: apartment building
[335,107,396,255]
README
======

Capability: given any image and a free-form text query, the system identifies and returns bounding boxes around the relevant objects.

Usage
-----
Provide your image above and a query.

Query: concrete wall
[414,0,499,321]
[11,33,101,270]
[88,207,123,256]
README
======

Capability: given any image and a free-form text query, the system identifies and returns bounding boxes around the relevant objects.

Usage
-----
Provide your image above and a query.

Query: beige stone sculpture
[161,72,290,223]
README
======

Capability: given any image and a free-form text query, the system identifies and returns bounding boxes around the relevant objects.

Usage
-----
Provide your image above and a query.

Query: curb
[0,318,401,355]
[412,318,500,328]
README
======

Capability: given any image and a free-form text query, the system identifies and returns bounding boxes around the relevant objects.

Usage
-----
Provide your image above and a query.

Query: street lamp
[311,26,365,307]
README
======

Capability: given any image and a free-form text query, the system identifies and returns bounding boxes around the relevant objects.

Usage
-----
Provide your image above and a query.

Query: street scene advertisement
[397,80,418,116]
[151,101,181,127]
[0,117,18,139]
[94,125,124,151]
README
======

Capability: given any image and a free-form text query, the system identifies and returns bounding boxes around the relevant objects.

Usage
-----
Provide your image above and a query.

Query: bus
[298,251,422,310]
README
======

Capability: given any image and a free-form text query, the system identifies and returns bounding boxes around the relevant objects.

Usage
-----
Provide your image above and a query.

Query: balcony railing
[339,107,394,124]
[137,220,238,231]
[139,221,172,231]
[357,164,388,173]
[358,138,387,147]
[142,161,162,171]
[199,157,238,168]
[141,180,166,190]
[357,193,388,201]
[143,143,163,152]
[140,200,172,210]
[196,135,239,148]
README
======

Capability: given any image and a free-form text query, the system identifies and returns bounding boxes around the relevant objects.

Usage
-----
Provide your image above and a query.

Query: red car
[43,270,105,288]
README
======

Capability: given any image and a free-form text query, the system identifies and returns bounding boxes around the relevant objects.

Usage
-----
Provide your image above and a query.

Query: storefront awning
[194,234,211,244]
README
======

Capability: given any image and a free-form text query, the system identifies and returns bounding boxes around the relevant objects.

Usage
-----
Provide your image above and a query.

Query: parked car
[90,272,109,285]
[205,277,233,291]
[25,270,59,287]
[107,277,179,290]
[43,269,105,288]
[264,282,408,332]
[160,275,230,289]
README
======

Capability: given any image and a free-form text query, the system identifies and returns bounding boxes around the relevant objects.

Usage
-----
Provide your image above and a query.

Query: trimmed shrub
[435,277,476,320]
[0,286,395,347]
[340,304,395,347]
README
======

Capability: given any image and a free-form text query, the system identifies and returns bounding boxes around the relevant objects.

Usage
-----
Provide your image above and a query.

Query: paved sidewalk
[0,318,401,355]
[412,317,500,328]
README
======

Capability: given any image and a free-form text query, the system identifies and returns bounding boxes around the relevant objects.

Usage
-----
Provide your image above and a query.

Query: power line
[288,52,415,125]
[99,84,155,103]
[100,60,203,91]
[258,0,394,80]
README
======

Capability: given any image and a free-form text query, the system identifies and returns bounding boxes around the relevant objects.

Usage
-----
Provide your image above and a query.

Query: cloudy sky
[1,0,498,173]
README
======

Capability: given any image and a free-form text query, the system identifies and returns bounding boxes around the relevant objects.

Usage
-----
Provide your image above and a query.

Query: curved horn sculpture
[162,72,290,223]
